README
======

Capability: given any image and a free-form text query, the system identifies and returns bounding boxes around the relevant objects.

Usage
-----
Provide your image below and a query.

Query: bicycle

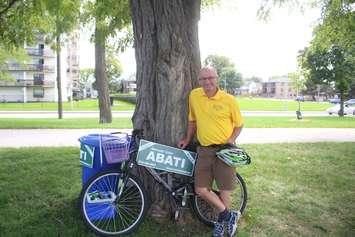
[79,130,248,236]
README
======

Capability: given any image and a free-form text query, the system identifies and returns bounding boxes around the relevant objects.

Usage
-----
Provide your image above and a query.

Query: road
[1,128,354,147]
[0,110,331,118]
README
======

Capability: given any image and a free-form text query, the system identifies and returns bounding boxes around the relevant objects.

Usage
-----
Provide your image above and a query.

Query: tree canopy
[298,0,355,115]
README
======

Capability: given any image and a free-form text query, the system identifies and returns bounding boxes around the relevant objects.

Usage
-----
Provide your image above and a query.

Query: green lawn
[237,97,332,111]
[0,99,135,111]
[0,118,132,129]
[0,97,334,111]
[0,143,354,236]
[244,116,355,128]
[0,116,354,129]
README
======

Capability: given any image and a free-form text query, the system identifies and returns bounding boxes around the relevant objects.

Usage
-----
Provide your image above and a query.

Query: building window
[33,74,44,85]
[33,88,44,98]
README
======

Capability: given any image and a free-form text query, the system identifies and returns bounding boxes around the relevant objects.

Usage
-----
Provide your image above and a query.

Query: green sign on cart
[136,139,197,176]
[80,144,95,168]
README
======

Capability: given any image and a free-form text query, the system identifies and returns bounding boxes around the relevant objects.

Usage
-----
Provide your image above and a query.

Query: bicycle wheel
[80,170,149,236]
[190,172,247,227]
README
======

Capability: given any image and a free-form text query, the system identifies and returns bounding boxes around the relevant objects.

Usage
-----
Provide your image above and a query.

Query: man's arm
[226,126,243,145]
[177,121,196,149]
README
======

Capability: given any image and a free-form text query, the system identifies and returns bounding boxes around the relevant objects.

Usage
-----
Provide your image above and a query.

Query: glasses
[199,76,217,81]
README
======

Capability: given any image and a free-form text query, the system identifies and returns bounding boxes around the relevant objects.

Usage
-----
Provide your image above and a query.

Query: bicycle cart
[79,130,248,236]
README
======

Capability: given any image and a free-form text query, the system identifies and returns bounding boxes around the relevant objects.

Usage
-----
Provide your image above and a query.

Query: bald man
[178,67,243,237]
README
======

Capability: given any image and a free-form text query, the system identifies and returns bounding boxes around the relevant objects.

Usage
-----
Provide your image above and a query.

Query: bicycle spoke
[81,172,146,235]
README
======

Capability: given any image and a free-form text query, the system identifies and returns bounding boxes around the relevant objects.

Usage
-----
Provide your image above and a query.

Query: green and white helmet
[216,145,251,167]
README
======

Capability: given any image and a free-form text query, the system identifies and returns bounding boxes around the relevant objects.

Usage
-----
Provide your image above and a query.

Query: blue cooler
[79,133,130,185]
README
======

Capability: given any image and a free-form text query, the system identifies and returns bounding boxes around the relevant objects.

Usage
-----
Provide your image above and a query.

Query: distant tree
[302,77,335,100]
[0,0,48,48]
[79,68,95,93]
[311,0,354,54]
[220,67,243,94]
[298,0,354,116]
[81,0,131,123]
[106,45,123,93]
[300,45,354,116]
[288,71,306,97]
[0,47,29,81]
[46,0,80,119]
[245,76,263,84]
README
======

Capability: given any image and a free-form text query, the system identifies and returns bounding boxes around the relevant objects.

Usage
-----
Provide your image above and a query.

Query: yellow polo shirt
[188,88,243,146]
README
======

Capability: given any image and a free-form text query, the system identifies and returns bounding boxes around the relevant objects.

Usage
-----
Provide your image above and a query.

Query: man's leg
[195,187,226,212]
[215,160,240,236]
[195,146,227,236]
[219,190,232,209]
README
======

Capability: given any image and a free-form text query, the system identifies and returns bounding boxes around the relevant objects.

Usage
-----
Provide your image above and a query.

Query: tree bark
[95,24,112,123]
[56,35,63,119]
[130,0,201,219]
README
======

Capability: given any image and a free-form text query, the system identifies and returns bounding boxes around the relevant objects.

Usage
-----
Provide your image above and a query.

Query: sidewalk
[1,128,354,147]
[0,110,329,118]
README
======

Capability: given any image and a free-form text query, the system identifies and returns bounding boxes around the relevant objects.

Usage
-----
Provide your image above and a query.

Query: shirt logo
[212,104,224,111]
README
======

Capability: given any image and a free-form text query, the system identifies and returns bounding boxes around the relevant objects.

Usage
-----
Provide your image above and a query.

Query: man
[178,67,243,237]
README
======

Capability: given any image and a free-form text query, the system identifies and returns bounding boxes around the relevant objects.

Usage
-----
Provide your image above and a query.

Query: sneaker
[226,210,241,237]
[212,221,224,237]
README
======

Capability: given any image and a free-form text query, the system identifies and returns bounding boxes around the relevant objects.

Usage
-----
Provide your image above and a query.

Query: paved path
[0,110,330,118]
[1,128,354,147]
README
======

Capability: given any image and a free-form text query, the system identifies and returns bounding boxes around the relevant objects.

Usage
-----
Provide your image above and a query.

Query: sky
[79,1,321,81]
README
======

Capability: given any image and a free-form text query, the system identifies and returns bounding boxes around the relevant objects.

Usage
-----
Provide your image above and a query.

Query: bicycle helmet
[216,145,251,167]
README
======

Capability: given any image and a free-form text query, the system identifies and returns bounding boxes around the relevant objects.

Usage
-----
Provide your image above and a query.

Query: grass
[0,143,354,236]
[237,97,332,111]
[0,116,354,129]
[243,116,355,128]
[0,97,334,111]
[0,99,135,111]
[238,142,355,236]
[0,118,133,129]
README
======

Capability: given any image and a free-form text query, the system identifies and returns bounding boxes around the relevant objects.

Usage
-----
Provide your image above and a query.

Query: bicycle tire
[80,170,149,236]
[190,172,247,227]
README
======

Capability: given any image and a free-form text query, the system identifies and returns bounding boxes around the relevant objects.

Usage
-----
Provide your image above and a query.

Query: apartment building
[66,31,80,101]
[262,76,297,99]
[0,33,79,102]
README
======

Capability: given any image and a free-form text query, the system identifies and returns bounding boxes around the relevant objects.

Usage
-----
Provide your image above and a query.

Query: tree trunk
[95,24,112,123]
[338,91,344,117]
[130,0,201,219]
[56,35,63,119]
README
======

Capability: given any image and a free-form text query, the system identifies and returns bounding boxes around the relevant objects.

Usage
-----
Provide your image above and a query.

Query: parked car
[329,98,341,104]
[345,99,355,105]
[295,96,304,102]
[326,104,355,115]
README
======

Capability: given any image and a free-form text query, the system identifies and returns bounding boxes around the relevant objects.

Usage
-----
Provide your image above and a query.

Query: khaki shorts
[194,146,237,191]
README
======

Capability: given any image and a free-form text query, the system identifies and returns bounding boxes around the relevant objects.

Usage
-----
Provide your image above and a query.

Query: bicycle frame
[120,153,194,204]
[117,133,195,208]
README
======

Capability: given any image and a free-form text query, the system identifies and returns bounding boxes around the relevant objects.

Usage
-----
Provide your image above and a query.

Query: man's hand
[177,138,189,149]
[178,121,196,149]
[227,126,243,145]
[226,138,236,145]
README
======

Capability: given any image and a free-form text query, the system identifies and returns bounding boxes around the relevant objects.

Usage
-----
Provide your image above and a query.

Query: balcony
[26,48,43,56]
[26,48,56,58]
[5,63,55,73]
[0,79,55,87]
